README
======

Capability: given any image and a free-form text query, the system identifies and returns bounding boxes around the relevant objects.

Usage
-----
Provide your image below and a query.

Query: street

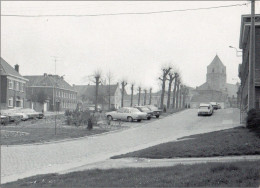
[1,108,240,184]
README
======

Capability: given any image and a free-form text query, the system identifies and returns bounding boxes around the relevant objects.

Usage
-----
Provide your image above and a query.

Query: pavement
[1,108,242,184]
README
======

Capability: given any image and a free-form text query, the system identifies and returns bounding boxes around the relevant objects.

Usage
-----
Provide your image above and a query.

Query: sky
[1,1,260,93]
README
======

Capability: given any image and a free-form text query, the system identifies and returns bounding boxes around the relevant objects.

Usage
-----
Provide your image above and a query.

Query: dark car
[145,105,162,118]
[134,106,153,120]
[210,102,218,110]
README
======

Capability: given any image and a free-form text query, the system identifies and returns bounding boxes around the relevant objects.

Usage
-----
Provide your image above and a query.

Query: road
[1,108,241,184]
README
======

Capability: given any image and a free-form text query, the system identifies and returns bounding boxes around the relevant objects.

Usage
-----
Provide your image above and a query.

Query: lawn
[2,161,260,187]
[112,126,260,159]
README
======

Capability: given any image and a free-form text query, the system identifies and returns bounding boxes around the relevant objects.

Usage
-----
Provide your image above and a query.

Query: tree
[149,88,152,105]
[166,72,176,109]
[94,70,102,112]
[121,80,127,107]
[130,83,134,107]
[138,86,141,106]
[106,71,114,110]
[175,79,181,109]
[159,66,172,109]
[144,89,147,105]
[182,86,189,108]
[172,72,179,109]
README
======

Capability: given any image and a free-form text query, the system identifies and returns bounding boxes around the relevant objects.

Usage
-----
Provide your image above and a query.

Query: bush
[246,109,260,129]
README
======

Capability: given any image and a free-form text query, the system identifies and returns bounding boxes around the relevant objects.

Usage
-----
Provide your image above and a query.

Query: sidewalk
[61,155,260,174]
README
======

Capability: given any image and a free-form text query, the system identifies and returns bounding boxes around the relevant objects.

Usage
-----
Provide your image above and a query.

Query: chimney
[14,64,19,73]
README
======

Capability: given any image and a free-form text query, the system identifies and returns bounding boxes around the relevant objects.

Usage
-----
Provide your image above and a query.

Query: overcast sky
[1,1,259,92]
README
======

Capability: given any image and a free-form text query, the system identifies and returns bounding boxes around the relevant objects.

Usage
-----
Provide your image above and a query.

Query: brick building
[238,14,260,120]
[0,57,28,109]
[25,74,77,112]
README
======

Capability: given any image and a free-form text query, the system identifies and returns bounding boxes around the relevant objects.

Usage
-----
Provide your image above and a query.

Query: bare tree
[182,85,189,108]
[166,71,176,109]
[94,70,102,112]
[130,83,134,107]
[106,71,114,110]
[121,80,127,107]
[175,79,181,109]
[159,66,172,109]
[138,86,141,106]
[149,88,152,105]
[144,89,147,105]
[172,72,179,109]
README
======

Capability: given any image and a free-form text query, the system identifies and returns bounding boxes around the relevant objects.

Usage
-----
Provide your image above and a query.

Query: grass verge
[2,161,260,187]
[112,126,260,159]
[0,126,108,145]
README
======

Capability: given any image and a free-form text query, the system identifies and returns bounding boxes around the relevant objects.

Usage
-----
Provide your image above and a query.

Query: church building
[190,55,239,108]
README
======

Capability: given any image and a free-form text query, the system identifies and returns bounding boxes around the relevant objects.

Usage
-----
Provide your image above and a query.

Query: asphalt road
[1,108,241,184]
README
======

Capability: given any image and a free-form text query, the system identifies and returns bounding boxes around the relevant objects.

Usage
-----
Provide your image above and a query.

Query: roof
[74,84,119,98]
[0,57,27,81]
[190,91,227,103]
[25,74,75,92]
[207,55,225,70]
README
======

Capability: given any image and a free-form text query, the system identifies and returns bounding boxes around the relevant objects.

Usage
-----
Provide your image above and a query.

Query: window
[21,83,24,92]
[8,80,13,89]
[8,97,13,107]
[16,82,19,91]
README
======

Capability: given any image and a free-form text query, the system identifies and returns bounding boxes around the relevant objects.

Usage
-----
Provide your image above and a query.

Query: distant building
[238,14,260,120]
[190,55,239,108]
[25,74,77,112]
[74,84,121,110]
[0,57,28,109]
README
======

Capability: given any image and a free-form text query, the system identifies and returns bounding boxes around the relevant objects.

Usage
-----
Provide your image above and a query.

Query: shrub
[246,109,260,129]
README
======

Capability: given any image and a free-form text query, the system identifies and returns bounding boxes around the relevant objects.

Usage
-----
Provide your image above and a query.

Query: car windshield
[130,108,140,113]
[147,105,158,111]
[200,106,209,109]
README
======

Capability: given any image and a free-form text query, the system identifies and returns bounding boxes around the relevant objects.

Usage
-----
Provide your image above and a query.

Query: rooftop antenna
[51,56,60,75]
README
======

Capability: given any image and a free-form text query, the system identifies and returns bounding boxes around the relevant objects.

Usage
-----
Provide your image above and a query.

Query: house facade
[25,73,77,112]
[238,14,260,121]
[190,55,239,108]
[74,83,121,110]
[0,57,28,109]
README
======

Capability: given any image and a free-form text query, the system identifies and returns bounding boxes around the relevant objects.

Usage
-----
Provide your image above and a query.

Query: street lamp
[229,46,242,57]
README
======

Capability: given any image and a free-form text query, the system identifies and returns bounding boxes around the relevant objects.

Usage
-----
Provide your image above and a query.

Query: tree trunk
[130,84,134,107]
[160,80,166,109]
[172,79,177,109]
[176,82,180,109]
[138,87,141,106]
[144,89,147,105]
[167,78,174,109]
[95,77,99,112]
[149,88,152,105]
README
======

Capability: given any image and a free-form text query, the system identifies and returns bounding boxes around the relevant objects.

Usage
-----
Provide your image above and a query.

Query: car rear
[198,104,212,116]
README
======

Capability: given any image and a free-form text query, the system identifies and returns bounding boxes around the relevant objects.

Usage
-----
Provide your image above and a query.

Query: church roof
[207,55,225,69]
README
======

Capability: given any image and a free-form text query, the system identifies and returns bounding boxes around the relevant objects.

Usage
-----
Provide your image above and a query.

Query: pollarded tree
[130,83,134,107]
[94,70,102,112]
[121,80,127,107]
[159,66,172,109]
[138,86,141,106]
[172,72,179,109]
[166,71,176,109]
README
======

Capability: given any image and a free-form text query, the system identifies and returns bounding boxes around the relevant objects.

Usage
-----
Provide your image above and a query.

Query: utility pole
[248,0,256,110]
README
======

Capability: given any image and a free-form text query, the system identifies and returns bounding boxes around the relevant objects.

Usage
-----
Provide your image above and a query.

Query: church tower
[206,55,226,91]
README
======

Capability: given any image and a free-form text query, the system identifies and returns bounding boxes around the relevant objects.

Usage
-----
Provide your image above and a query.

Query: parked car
[145,105,162,118]
[210,102,218,110]
[84,104,102,112]
[134,106,153,120]
[14,112,29,121]
[0,114,9,125]
[105,107,147,122]
[217,103,222,109]
[198,103,213,116]
[20,108,44,119]
[1,110,23,122]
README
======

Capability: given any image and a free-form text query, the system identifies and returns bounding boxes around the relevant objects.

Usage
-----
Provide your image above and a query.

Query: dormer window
[212,68,215,73]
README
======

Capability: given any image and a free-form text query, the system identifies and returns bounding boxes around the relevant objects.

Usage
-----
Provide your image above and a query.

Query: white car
[105,107,148,122]
[198,103,213,116]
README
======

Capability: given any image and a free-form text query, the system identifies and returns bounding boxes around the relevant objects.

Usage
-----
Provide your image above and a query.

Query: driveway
[1,108,241,184]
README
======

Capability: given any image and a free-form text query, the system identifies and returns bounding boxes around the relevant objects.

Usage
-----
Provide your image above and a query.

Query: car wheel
[156,115,159,118]
[147,117,151,120]
[107,115,113,121]
[198,114,200,116]
[137,119,142,122]
[127,116,133,122]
